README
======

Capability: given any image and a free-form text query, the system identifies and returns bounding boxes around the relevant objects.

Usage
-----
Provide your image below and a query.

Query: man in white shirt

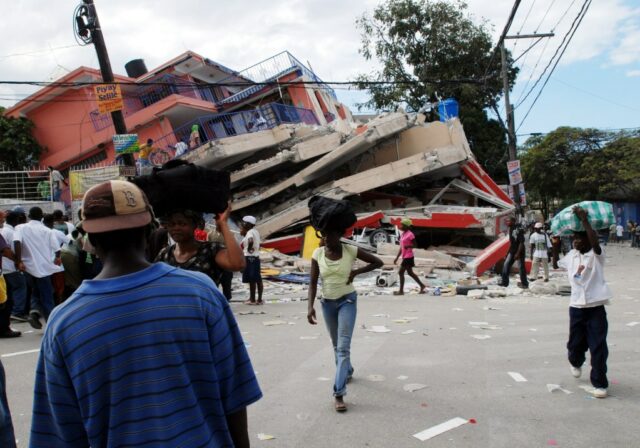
[240,216,263,305]
[558,206,612,399]
[13,207,63,329]
[529,222,551,282]
[615,223,624,242]
[1,211,29,323]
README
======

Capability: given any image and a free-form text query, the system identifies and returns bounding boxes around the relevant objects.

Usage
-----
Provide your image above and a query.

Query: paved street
[3,245,639,447]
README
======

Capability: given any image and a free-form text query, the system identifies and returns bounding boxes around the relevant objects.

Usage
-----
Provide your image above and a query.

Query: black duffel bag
[308,196,356,233]
[132,160,230,217]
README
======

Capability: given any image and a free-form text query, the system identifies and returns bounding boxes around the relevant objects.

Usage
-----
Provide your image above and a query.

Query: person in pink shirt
[393,218,426,295]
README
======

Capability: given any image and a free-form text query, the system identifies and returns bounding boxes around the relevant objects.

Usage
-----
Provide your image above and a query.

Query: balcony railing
[216,51,337,107]
[150,102,320,159]
[89,74,215,132]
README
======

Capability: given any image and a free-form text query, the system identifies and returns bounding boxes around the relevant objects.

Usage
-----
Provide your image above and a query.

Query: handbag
[132,160,230,217]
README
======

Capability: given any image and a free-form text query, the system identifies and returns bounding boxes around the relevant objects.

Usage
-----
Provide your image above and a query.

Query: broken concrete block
[467,289,486,299]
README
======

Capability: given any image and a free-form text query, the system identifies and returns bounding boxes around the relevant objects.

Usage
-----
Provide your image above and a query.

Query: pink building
[5,50,352,175]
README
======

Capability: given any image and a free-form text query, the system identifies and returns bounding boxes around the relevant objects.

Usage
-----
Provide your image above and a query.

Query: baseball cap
[534,222,544,229]
[242,215,257,225]
[81,180,153,233]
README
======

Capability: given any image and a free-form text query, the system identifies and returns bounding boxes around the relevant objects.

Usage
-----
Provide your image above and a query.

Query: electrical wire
[512,0,537,52]
[535,0,556,33]
[514,0,588,109]
[516,0,592,131]
[0,45,79,60]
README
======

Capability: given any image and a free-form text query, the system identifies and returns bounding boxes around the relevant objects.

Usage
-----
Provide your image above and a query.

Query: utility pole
[75,0,134,166]
[501,32,553,214]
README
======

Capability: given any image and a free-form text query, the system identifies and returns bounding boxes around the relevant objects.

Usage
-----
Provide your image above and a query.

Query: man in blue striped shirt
[31,180,261,447]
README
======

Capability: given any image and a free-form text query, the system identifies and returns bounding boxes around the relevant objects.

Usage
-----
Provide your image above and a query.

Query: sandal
[243,300,257,305]
[256,300,264,305]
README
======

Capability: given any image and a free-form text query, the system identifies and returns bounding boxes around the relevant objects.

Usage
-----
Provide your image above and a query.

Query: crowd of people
[0,182,624,446]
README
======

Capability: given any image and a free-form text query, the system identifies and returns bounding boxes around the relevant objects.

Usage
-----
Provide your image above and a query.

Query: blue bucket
[438,99,459,122]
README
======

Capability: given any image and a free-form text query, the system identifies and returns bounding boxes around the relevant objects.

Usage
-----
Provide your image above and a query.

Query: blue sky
[1,0,638,143]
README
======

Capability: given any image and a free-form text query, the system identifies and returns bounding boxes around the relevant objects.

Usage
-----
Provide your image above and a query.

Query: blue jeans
[0,360,16,448]
[567,305,609,389]
[4,272,28,316]
[25,274,54,320]
[321,292,357,397]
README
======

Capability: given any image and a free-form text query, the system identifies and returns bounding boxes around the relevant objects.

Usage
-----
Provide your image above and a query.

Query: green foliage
[355,0,517,181]
[0,106,43,169]
[520,128,640,216]
[577,137,640,201]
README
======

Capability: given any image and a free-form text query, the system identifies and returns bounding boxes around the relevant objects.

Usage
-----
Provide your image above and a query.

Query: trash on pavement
[403,383,428,392]
[547,384,572,394]
[507,372,527,382]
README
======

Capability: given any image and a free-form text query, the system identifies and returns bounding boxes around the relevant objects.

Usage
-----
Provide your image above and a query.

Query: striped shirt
[30,262,261,448]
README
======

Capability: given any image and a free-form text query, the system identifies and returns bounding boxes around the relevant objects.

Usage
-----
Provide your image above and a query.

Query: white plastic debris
[367,325,392,333]
[547,384,572,394]
[403,383,428,392]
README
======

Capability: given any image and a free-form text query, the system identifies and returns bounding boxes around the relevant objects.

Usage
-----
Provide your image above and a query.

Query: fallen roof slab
[256,143,468,238]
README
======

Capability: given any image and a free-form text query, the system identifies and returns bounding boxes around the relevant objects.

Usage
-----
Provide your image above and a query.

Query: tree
[520,127,638,217]
[577,136,640,201]
[0,106,43,169]
[355,0,518,181]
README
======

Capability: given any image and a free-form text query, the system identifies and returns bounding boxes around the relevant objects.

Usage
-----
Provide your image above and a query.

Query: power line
[535,0,556,33]
[515,0,588,109]
[0,44,79,60]
[512,0,537,53]
[517,0,592,131]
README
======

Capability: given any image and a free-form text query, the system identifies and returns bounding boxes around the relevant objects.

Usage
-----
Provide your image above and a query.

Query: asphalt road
[3,244,639,447]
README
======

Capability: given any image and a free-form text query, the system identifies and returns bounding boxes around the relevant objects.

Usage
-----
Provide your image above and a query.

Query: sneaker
[592,388,607,399]
[28,313,43,330]
[570,365,582,378]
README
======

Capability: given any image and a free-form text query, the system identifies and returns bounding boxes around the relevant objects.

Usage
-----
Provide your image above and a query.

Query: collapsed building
[180,110,515,276]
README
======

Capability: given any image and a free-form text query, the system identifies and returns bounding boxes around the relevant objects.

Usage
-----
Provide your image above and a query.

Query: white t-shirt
[175,141,188,157]
[51,170,64,189]
[529,232,551,258]
[241,228,261,256]
[616,225,624,237]
[13,220,64,278]
[558,248,612,308]
[1,224,16,274]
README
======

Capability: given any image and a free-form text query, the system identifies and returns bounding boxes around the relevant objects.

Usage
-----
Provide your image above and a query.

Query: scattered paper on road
[262,320,287,326]
[367,325,392,333]
[413,417,468,441]
[393,319,411,324]
[317,377,331,381]
[547,384,572,394]
[403,383,428,392]
[471,334,491,340]
[508,372,527,382]
[452,308,464,311]
[372,313,390,318]
[397,375,409,380]
[367,374,386,382]
[299,336,318,340]
[401,329,416,335]
[468,321,489,326]
[626,321,639,327]
[257,433,276,441]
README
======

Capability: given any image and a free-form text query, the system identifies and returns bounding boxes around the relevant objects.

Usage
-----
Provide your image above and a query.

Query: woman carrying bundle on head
[156,206,245,287]
[306,197,383,413]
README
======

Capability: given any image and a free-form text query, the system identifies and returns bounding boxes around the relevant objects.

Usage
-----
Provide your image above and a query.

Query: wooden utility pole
[76,0,134,166]
[501,32,553,213]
